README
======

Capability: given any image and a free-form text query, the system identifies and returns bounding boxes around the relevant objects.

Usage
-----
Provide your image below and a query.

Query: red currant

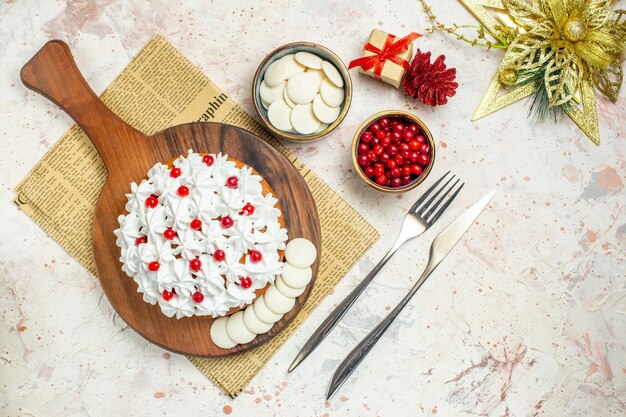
[364,166,375,178]
[357,154,369,167]
[357,143,369,154]
[135,236,147,246]
[145,196,158,208]
[367,151,377,162]
[404,130,415,141]
[401,175,412,185]
[241,203,255,216]
[386,160,397,170]
[420,143,431,155]
[213,249,225,261]
[170,167,181,178]
[388,144,400,156]
[381,136,391,148]
[409,140,420,151]
[369,122,381,133]
[390,167,401,178]
[395,155,405,166]
[148,261,160,272]
[415,135,426,144]
[379,117,390,128]
[163,228,177,240]
[390,178,402,187]
[221,216,234,228]
[360,131,373,144]
[250,250,263,263]
[202,154,214,166]
[177,185,190,197]
[407,124,419,134]
[409,151,420,163]
[162,290,174,301]
[192,291,204,303]
[374,163,385,177]
[373,145,384,155]
[400,142,410,152]
[401,165,412,176]
[189,258,202,272]
[375,129,386,140]
[375,175,387,186]
[226,176,239,188]
[390,131,402,143]
[379,153,390,163]
[402,149,412,160]
[418,154,430,166]
[239,276,252,289]
[411,164,423,176]
[190,218,202,230]
[392,123,405,133]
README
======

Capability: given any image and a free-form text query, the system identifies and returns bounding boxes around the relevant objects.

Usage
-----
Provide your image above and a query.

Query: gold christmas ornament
[419,0,626,146]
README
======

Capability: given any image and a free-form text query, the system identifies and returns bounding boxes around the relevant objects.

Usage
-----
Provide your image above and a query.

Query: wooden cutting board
[20,40,321,357]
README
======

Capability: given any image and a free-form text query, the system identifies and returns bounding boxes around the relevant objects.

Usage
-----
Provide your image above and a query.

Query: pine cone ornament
[402,49,458,106]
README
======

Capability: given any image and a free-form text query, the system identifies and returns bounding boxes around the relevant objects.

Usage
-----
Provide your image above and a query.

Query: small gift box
[349,29,421,88]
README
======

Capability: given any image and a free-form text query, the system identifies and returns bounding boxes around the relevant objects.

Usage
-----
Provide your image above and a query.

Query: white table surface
[1,1,624,416]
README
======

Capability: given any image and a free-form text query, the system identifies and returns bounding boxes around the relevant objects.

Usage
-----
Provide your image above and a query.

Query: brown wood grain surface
[20,40,321,357]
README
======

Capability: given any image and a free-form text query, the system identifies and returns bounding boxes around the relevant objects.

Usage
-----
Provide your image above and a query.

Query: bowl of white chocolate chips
[253,42,352,141]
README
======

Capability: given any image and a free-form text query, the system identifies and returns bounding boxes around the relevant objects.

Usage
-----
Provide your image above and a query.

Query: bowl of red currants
[352,111,435,193]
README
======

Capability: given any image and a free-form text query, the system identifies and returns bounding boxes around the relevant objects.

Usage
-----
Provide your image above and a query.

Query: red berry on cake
[239,276,252,289]
[213,249,225,261]
[162,290,174,301]
[192,292,204,303]
[163,228,177,240]
[226,176,239,188]
[189,258,202,272]
[190,219,202,230]
[177,185,190,196]
[170,167,181,178]
[221,216,234,228]
[135,236,148,245]
[250,250,263,263]
[148,261,160,272]
[145,196,158,208]
[241,203,255,216]
[202,154,214,166]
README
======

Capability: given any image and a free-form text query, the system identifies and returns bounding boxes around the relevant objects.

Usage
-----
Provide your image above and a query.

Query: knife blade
[326,190,495,400]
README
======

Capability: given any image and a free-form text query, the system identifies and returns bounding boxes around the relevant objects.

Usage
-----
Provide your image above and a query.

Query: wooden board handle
[21,40,148,169]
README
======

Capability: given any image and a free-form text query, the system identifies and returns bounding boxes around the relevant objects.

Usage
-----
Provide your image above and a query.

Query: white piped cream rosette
[210,237,317,349]
[260,51,345,135]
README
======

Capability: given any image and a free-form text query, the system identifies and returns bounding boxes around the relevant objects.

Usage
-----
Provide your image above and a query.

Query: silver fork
[288,171,463,372]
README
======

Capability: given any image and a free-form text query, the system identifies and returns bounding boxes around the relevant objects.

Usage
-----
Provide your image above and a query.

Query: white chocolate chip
[281,54,306,79]
[210,316,237,349]
[290,103,321,135]
[253,294,283,324]
[226,310,257,344]
[275,275,306,298]
[283,88,296,108]
[320,78,345,107]
[268,100,293,131]
[295,51,323,69]
[259,80,286,105]
[321,61,344,88]
[285,238,317,268]
[281,263,313,288]
[263,285,296,315]
[312,93,340,124]
[286,72,319,104]
[243,305,274,334]
[264,58,290,86]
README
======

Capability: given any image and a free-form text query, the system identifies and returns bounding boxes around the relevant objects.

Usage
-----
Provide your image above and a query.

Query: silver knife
[326,191,495,400]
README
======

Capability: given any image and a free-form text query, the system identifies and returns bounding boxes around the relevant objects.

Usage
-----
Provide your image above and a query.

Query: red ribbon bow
[348,32,422,80]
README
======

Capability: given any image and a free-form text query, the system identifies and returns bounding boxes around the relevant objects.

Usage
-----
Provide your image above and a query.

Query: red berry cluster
[356,116,431,188]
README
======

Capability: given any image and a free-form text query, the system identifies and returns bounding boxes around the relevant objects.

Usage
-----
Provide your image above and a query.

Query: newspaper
[15,35,379,397]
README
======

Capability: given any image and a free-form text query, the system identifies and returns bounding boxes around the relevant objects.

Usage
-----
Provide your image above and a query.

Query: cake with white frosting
[114,150,288,319]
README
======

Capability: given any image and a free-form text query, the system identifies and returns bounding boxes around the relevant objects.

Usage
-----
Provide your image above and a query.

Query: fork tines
[410,171,464,224]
